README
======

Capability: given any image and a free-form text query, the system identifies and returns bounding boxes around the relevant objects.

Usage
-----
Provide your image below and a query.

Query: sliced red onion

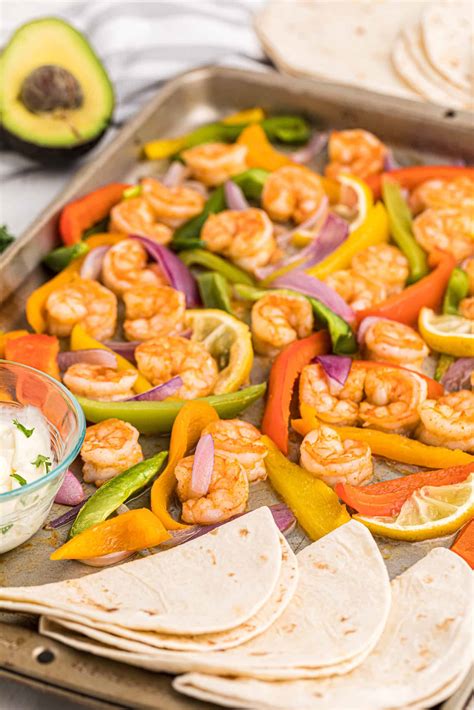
[58,349,117,371]
[272,271,356,324]
[80,551,134,567]
[46,496,91,529]
[126,376,182,401]
[131,236,199,307]
[80,246,110,281]
[383,149,400,172]
[161,161,189,188]
[357,316,395,349]
[54,470,85,506]
[441,358,474,392]
[224,180,249,211]
[274,196,329,251]
[315,355,352,386]
[290,131,329,164]
[103,341,139,363]
[183,180,209,197]
[190,434,214,497]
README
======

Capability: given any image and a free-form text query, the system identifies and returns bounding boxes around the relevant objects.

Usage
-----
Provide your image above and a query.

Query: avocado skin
[0,123,109,165]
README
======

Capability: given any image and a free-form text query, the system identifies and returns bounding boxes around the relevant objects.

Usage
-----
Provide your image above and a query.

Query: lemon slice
[185,309,254,394]
[338,174,374,232]
[419,307,474,357]
[355,474,474,541]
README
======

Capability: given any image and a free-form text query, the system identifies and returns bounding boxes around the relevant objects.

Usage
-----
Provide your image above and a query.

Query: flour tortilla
[0,507,283,634]
[422,2,473,91]
[174,548,473,709]
[40,521,391,680]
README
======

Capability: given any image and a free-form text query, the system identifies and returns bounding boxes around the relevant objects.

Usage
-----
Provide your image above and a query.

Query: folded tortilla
[0,507,283,635]
[173,547,473,709]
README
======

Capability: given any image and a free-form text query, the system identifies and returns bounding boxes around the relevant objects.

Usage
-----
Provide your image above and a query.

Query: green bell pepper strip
[434,353,455,382]
[307,297,357,355]
[382,180,429,284]
[197,272,233,313]
[178,116,311,150]
[43,242,90,272]
[442,267,469,316]
[76,383,266,435]
[180,249,255,286]
[70,451,168,538]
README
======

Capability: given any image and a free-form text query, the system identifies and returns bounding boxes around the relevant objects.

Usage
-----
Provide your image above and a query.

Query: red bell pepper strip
[5,334,60,379]
[356,250,456,327]
[59,183,129,245]
[366,166,474,200]
[354,360,444,399]
[335,462,474,517]
[451,520,474,569]
[261,330,330,454]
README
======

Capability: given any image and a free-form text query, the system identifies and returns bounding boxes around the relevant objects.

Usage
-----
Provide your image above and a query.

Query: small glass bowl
[0,360,86,554]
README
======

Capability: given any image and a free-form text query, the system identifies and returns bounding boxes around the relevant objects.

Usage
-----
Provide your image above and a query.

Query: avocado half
[0,18,114,164]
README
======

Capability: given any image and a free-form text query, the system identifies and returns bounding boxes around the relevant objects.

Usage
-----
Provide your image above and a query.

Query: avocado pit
[20,65,83,113]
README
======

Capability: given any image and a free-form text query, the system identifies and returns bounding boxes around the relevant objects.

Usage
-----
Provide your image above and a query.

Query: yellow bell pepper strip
[262,436,350,540]
[0,330,30,358]
[292,405,474,468]
[50,508,171,560]
[151,401,219,530]
[236,124,292,171]
[4,334,60,379]
[70,324,151,394]
[76,383,266,435]
[307,202,389,280]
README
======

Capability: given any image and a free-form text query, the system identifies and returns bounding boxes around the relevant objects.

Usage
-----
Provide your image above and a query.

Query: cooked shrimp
[175,453,249,524]
[413,207,474,263]
[141,177,205,228]
[201,208,276,273]
[300,425,373,487]
[181,143,248,186]
[101,239,166,295]
[63,363,137,402]
[417,391,474,451]
[45,278,117,341]
[359,367,428,435]
[299,362,366,427]
[123,285,185,341]
[262,165,326,224]
[80,419,143,486]
[463,257,474,294]
[201,419,267,483]
[325,129,386,180]
[459,297,474,320]
[325,270,387,311]
[109,197,172,244]
[363,319,429,372]
[251,292,313,357]
[135,336,218,399]
[351,244,409,295]
[409,176,474,214]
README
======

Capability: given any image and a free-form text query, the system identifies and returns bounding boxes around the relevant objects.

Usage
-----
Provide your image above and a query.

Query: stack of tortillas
[0,507,471,709]
[255,1,473,110]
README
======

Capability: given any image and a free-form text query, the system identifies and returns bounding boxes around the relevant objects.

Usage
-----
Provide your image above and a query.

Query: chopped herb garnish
[11,473,27,486]
[32,454,52,473]
[12,419,34,438]
[0,224,15,254]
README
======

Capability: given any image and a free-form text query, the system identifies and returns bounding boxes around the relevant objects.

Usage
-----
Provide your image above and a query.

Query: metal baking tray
[1,66,473,709]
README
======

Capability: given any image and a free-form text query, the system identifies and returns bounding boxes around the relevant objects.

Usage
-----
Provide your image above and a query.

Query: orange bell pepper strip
[366,165,474,200]
[0,330,30,358]
[5,334,60,379]
[26,233,125,333]
[237,124,292,171]
[354,360,444,399]
[59,183,130,245]
[335,463,474,517]
[261,330,331,455]
[451,520,474,569]
[356,250,456,327]
[151,400,220,530]
[50,508,170,560]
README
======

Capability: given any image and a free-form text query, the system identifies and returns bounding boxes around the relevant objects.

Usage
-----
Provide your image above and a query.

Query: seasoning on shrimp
[363,319,429,372]
[201,419,267,482]
[181,142,248,186]
[102,239,166,295]
[417,390,474,452]
[351,244,409,295]
[135,336,218,399]
[123,285,186,341]
[409,176,474,214]
[262,165,326,224]
[251,291,314,357]
[325,270,387,312]
[299,361,366,427]
[413,207,474,263]
[141,177,205,228]
[201,208,276,273]
[175,453,249,524]
[45,278,117,341]
[325,129,386,180]
[63,363,138,402]
[80,418,143,486]
[109,197,172,244]
[300,424,373,487]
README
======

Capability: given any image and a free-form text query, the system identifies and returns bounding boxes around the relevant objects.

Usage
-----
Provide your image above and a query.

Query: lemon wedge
[419,307,474,357]
[355,474,474,541]
[337,174,374,232]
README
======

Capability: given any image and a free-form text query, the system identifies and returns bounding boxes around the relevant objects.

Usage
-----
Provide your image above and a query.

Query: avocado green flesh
[0,18,114,149]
